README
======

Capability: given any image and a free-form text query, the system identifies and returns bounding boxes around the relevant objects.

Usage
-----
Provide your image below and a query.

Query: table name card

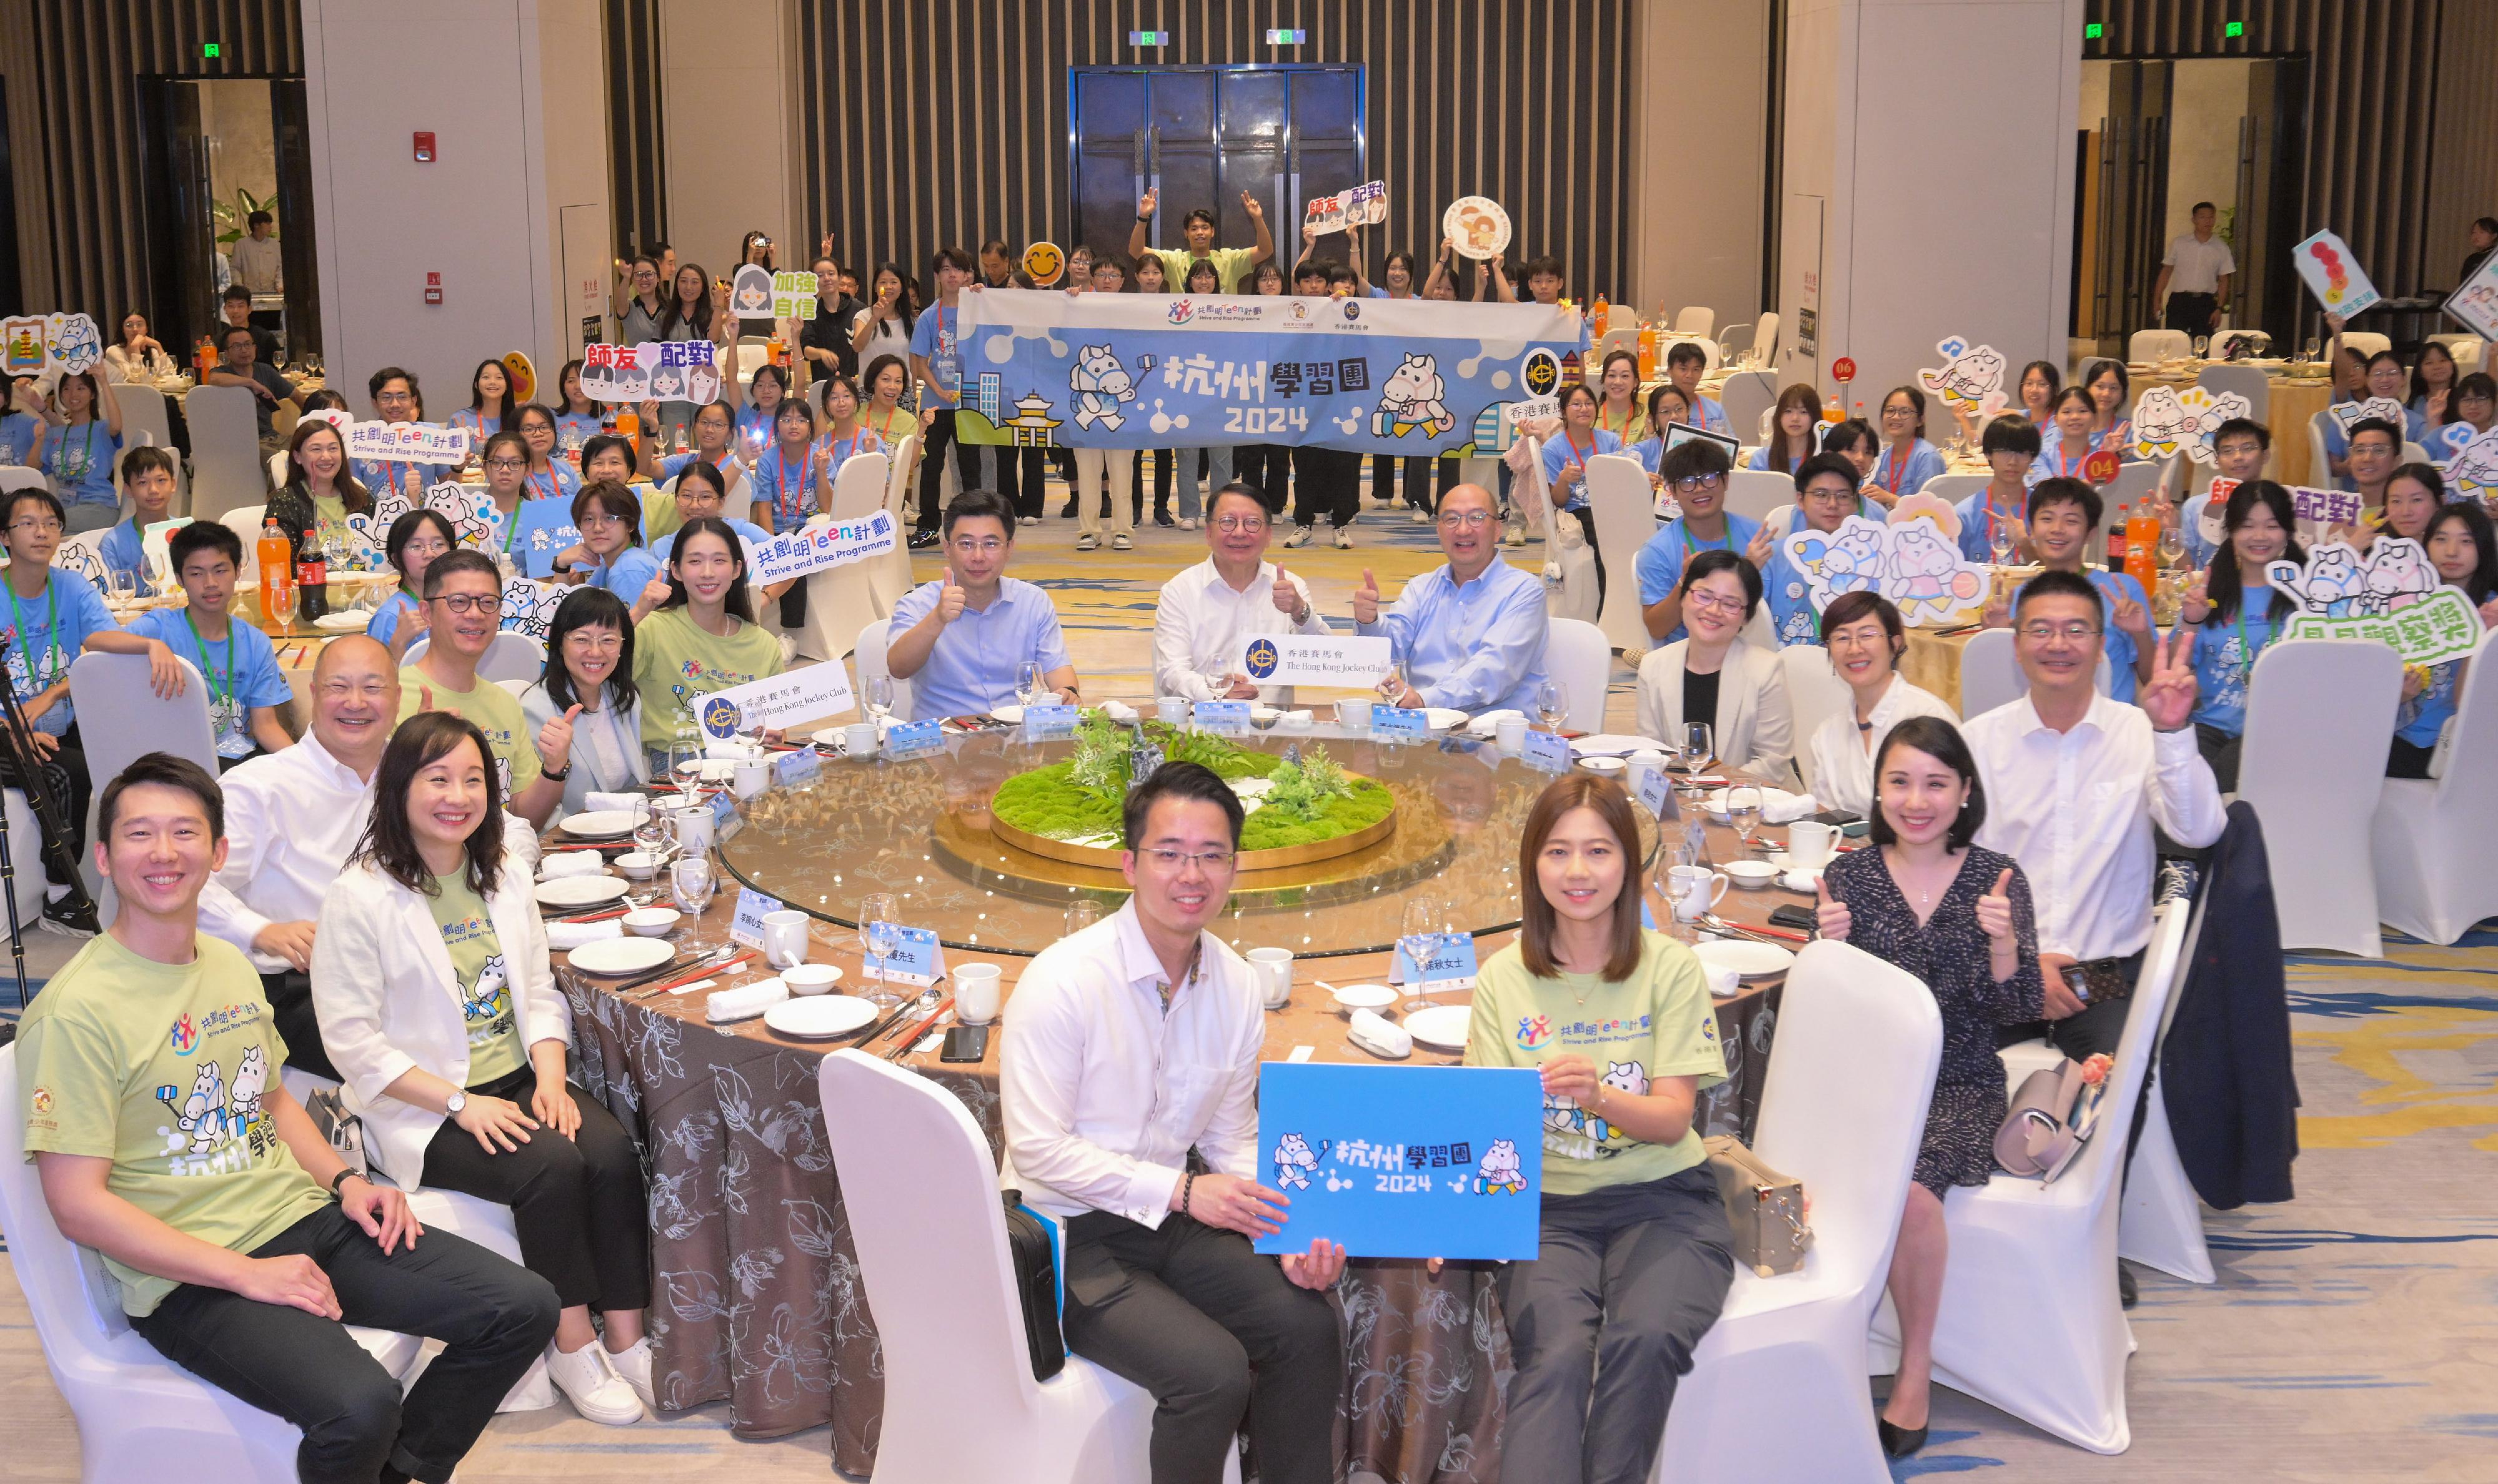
[1393,930,1479,990]
[1240,633,1393,688]
[774,747,822,787]
[1022,703,1080,740]
[885,719,945,758]
[729,887,784,950]
[1252,1063,1543,1260]
[1369,704,1429,742]
[1193,700,1250,735]
[1636,767,1674,820]
[864,923,944,986]
[1521,729,1571,774]
[696,661,857,742]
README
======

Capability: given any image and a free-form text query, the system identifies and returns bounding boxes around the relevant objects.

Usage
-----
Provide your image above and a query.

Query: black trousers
[132,1204,558,1484]
[1235,445,1290,513]
[994,445,1047,520]
[2194,721,2242,794]
[1494,1167,1734,1484]
[2387,734,2436,778]
[417,1066,651,1314]
[264,968,343,1084]
[1998,946,2146,1062]
[1134,450,1175,522]
[1062,1210,1341,1484]
[1290,448,1360,530]
[0,720,89,890]
[914,409,984,536]
[1370,453,1434,511]
[2163,292,2219,335]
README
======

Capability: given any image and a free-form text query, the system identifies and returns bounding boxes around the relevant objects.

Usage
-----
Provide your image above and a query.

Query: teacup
[1785,820,1834,870]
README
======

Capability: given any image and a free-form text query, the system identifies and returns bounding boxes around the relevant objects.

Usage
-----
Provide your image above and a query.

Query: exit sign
[201,41,221,58]
[1266,29,1306,44]
[2084,22,2103,40]
[2225,21,2245,36]
[1127,30,1167,46]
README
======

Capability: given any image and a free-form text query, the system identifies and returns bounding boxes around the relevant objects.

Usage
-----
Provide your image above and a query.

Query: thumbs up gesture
[538,703,583,774]
[1270,565,1302,616]
[1813,877,1850,943]
[937,566,967,623]
[1353,567,1382,626]
[1975,867,2016,944]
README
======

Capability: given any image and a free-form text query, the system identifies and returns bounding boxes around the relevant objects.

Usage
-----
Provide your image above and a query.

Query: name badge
[709,791,738,830]
[729,887,784,950]
[775,747,822,787]
[1393,931,1479,990]
[1022,703,1079,740]
[865,923,944,986]
[886,719,945,757]
[1521,729,1571,774]
[1636,767,1674,820]
[1193,700,1250,735]
[1370,704,1429,741]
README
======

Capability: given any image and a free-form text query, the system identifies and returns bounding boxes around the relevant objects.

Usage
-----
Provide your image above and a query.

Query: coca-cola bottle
[294,523,329,622]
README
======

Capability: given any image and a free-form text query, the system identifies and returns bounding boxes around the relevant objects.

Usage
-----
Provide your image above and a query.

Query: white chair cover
[869,433,922,614]
[0,464,47,495]
[2101,456,2170,513]
[1585,454,1659,653]
[1779,644,1851,795]
[1716,371,1779,445]
[783,451,890,661]
[69,652,219,788]
[2117,892,2218,1283]
[1875,900,2193,1455]
[1722,469,1793,526]
[2425,332,2484,370]
[1513,435,1597,624]
[1750,310,1781,364]
[1913,473,1988,509]
[1657,941,1943,1483]
[1664,335,1722,375]
[2193,363,2271,425]
[2,788,43,925]
[1542,617,1612,732]
[817,1049,1234,1484]
[217,504,269,586]
[184,383,269,523]
[854,616,914,721]
[115,385,187,513]
[2336,331,2391,358]
[2127,329,2191,363]
[1673,306,1717,337]
[404,631,546,684]
[2238,638,2401,956]
[1958,627,2109,719]
[2371,629,2498,944]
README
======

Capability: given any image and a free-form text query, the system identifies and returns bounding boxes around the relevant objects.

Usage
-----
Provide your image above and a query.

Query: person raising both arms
[1128,185,1276,292]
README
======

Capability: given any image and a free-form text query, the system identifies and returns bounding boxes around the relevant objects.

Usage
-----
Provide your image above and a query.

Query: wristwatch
[330,1167,360,1196]
[543,760,573,781]
[444,1090,467,1115]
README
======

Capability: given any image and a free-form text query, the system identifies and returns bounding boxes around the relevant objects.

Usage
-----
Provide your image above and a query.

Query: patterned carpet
[0,479,2489,1480]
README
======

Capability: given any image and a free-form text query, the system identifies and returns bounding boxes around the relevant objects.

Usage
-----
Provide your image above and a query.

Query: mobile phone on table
[940,1024,990,1063]
[1767,904,1817,934]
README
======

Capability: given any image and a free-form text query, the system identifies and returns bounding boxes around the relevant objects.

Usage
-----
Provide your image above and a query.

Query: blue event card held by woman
[1253,1063,1542,1260]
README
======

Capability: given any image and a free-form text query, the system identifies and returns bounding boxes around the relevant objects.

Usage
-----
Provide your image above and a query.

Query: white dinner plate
[1692,939,1796,981]
[535,875,629,910]
[559,810,642,840]
[989,704,1026,724]
[565,936,674,976]
[313,611,370,632]
[1402,1005,1473,1053]
[1569,734,1667,757]
[763,995,880,1039]
[1422,708,1469,732]
[1329,983,1397,1014]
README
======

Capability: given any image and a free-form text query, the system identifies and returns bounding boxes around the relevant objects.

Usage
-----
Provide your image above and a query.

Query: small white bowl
[1577,756,1626,776]
[613,851,657,880]
[1330,983,1398,1015]
[1779,868,1825,893]
[1278,710,1313,732]
[1722,859,1780,890]
[782,963,845,995]
[622,907,681,936]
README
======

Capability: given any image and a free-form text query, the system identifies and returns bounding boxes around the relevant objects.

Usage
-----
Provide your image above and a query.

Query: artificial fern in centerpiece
[989,718,1395,853]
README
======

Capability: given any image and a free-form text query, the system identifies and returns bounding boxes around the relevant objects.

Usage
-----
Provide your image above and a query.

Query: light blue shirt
[2029,435,2094,487]
[1633,513,1761,644]
[2322,408,2431,486]
[449,409,501,440]
[583,546,663,600]
[0,411,42,466]
[1539,429,1624,513]
[1687,395,1731,436]
[1870,440,1943,501]
[751,443,822,534]
[555,411,604,452]
[522,461,581,508]
[910,303,964,406]
[42,420,121,507]
[4,568,116,735]
[1953,488,2028,562]
[1355,556,1550,715]
[2396,656,2461,750]
[2188,604,2283,737]
[888,576,1071,721]
[123,607,292,758]
[96,519,157,597]
[367,589,420,648]
[1745,444,1805,474]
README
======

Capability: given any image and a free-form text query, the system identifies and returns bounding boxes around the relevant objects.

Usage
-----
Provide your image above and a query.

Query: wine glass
[1680,722,1715,774]
[1727,785,1764,851]
[632,813,674,874]
[1400,898,1445,1015]
[2302,335,2321,364]
[270,579,299,629]
[1989,521,2015,567]
[859,892,902,1006]
[2191,335,2210,360]
[866,674,896,723]
[1534,679,1567,733]
[1017,661,1045,710]
[1062,899,1102,939]
[669,855,715,916]
[1202,662,1234,705]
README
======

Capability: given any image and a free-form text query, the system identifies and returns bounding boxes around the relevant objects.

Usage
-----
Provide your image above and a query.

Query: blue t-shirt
[42,420,122,508]
[1953,488,2029,563]
[450,410,501,440]
[736,405,777,446]
[1539,429,1624,513]
[123,607,292,758]
[2188,602,2284,737]
[1870,440,1943,501]
[910,303,964,406]
[367,589,420,649]
[751,444,822,534]
[1745,444,1806,475]
[2396,657,2461,750]
[2012,568,2149,704]
[0,411,42,466]
[96,519,159,598]
[555,411,604,453]
[583,546,663,601]
[2,568,117,735]
[522,462,581,508]
[1633,513,1761,644]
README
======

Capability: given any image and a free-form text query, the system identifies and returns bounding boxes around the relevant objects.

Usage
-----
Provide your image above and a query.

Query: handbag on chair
[1000,1191,1068,1381]
[1702,1136,1813,1277]
[1993,1059,2109,1182]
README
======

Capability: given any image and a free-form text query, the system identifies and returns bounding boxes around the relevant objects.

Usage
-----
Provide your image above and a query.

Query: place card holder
[1022,704,1079,742]
[775,747,822,787]
[865,924,944,986]
[1193,700,1250,735]
[1370,705,1429,742]
[1392,931,1479,990]
[886,719,945,759]
[1521,729,1571,774]
[729,887,784,949]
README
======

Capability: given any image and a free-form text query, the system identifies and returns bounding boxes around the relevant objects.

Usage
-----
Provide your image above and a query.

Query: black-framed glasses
[433,593,505,616]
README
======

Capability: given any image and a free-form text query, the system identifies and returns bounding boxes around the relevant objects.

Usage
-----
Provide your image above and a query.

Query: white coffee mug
[1627,747,1667,790]
[1245,946,1294,1009]
[761,909,811,969]
[1495,716,1529,754]
[842,721,879,757]
[1785,820,1834,870]
[1666,864,1728,922]
[674,807,716,855]
[1157,696,1189,725]
[734,757,771,799]
[954,962,1003,1026]
[1336,698,1370,732]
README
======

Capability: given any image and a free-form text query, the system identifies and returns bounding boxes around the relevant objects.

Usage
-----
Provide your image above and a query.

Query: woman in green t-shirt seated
[629,515,785,765]
[1453,773,1735,1482]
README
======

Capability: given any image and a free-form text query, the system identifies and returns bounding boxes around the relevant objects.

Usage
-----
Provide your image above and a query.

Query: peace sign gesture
[2137,626,2200,732]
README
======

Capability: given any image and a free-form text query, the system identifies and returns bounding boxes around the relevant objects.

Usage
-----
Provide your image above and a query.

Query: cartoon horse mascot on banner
[1371,353,1455,440]
[1069,344,1137,432]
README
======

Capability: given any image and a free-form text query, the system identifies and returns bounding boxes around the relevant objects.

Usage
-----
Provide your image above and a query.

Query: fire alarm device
[425,272,443,307]
[413,132,436,163]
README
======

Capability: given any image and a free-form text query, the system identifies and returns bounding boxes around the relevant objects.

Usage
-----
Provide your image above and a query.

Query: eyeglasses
[564,632,624,654]
[485,457,526,471]
[1139,847,1237,873]
[373,391,415,408]
[7,518,63,537]
[2018,621,2101,641]
[432,593,505,616]
[580,513,626,528]
[317,680,392,702]
[1437,509,1494,528]
[947,538,1005,555]
[1213,516,1268,533]
[1671,475,1724,494]
[1684,589,1747,614]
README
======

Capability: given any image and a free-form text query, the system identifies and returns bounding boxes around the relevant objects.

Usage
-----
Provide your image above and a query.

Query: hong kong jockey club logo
[1243,637,1281,681]
[1340,300,1362,322]
[1514,1013,1553,1049]
[1521,349,1561,399]
[701,697,743,735]
[1167,298,1196,325]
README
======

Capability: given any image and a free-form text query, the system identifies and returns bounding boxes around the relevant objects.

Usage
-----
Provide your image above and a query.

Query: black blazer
[2160,801,2298,1209]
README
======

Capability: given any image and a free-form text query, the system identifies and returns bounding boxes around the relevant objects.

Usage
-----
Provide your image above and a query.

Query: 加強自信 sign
[1239,634,1393,689]
[750,511,898,585]
[955,287,1587,454]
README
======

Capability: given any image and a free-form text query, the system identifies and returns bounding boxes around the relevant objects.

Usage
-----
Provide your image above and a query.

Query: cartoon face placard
[2266,537,2486,665]
[2329,396,2409,437]
[1917,336,2008,412]
[2129,385,2254,464]
[2442,423,2498,509]
[1780,513,1991,625]
[731,264,774,322]
[1,311,102,375]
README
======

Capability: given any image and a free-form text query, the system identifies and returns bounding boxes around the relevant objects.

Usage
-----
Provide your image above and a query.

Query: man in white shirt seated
[1152,482,1330,705]
[1963,569,2225,1061]
[1352,483,1551,716]
[1000,762,1345,1484]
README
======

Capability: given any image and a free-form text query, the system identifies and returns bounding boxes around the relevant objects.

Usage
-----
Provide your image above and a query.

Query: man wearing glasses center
[396,549,564,828]
[1634,438,1760,644]
[1153,482,1331,709]
[1351,482,1551,717]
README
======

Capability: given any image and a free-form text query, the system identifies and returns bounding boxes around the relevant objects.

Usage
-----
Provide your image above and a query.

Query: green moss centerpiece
[988,719,1397,868]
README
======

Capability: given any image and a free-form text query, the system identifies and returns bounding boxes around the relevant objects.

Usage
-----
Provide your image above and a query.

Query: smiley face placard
[1022,241,1067,287]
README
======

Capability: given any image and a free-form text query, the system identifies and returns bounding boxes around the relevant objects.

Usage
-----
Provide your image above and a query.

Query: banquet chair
[1749,311,1780,365]
[217,504,269,588]
[2127,330,2191,363]
[2336,331,2391,359]
[2371,629,2498,945]
[2116,893,2219,1283]
[817,1049,1239,1484]
[2236,639,2401,956]
[2101,457,2170,513]
[868,433,921,615]
[1514,436,1597,625]
[2193,363,2271,425]
[1586,455,1659,652]
[1914,473,1987,510]
[2426,333,2482,371]
[184,383,270,523]
[1957,629,2111,721]
[782,451,891,661]
[1542,618,1612,732]
[0,1043,431,1483]
[1673,306,1716,337]
[403,631,547,684]
[853,617,914,720]
[1722,469,1792,526]
[67,652,218,788]
[1597,326,1642,360]
[1716,372,1779,446]
[1875,898,2193,1455]
[1778,645,1851,796]
[1664,336,1722,375]
[1656,942,1942,1484]
[3,787,44,923]
[0,464,46,496]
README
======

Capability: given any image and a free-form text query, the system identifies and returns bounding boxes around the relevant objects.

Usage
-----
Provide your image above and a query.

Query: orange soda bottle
[2125,504,2161,588]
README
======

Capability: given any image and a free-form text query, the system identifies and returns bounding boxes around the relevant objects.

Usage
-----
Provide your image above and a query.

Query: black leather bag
[1000,1191,1067,1382]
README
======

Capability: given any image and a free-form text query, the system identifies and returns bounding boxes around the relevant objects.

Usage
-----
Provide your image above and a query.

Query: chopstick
[548,905,631,925]
[853,995,924,1048]
[634,951,754,998]
[884,997,954,1059]
[616,948,744,995]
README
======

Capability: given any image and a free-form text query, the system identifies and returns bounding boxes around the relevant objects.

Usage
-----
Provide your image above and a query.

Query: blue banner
[955,287,1587,454]
[1253,1063,1543,1260]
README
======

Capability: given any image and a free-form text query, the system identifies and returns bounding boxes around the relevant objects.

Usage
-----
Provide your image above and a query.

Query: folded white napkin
[1704,963,1743,997]
[704,737,763,762]
[1100,700,1138,723]
[707,976,789,1022]
[1707,786,1819,823]
[1346,1008,1413,1059]
[584,791,643,815]
[539,852,606,881]
[1466,709,1526,739]
[546,919,624,950]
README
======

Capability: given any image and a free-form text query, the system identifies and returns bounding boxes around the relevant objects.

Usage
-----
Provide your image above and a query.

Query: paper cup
[955,963,1003,1025]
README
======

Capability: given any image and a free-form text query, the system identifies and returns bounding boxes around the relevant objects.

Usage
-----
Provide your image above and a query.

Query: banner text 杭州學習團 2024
[952,288,1587,455]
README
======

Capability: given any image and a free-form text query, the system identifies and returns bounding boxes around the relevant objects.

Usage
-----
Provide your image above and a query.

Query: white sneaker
[1282,526,1315,549]
[1334,529,1354,549]
[1178,517,1200,530]
[607,1337,658,1413]
[1019,515,1040,526]
[1111,533,1133,550]
[778,633,799,666]
[1075,533,1098,551]
[1411,509,1432,524]
[547,1340,645,1425]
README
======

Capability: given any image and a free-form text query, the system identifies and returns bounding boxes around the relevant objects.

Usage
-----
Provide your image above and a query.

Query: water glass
[1017,661,1045,709]
[866,675,896,721]
[1534,680,1567,732]
[859,893,902,1006]
[1400,898,1445,1015]
[1681,722,1716,772]
[1727,786,1764,848]
[1062,899,1103,939]
[1989,525,2015,566]
[670,856,715,916]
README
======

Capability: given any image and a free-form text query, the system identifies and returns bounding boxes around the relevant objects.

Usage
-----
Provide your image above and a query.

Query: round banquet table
[554,729,1814,1478]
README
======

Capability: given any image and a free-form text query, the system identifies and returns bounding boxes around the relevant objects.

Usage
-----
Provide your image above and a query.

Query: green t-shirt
[16,933,332,1316]
[641,483,683,543]
[1148,244,1260,293]
[311,491,350,553]
[1465,931,1727,1196]
[398,663,541,796]
[429,873,523,1086]
[630,606,785,750]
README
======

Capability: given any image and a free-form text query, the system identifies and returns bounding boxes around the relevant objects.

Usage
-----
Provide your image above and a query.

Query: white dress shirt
[1807,674,1960,816]
[230,234,284,295]
[1000,901,1265,1227]
[1152,557,1330,704]
[200,732,378,972]
[2162,233,2236,294]
[1963,692,2225,961]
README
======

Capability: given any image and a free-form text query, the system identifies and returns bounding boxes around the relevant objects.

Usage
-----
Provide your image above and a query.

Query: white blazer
[1636,635,1796,779]
[310,858,570,1186]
